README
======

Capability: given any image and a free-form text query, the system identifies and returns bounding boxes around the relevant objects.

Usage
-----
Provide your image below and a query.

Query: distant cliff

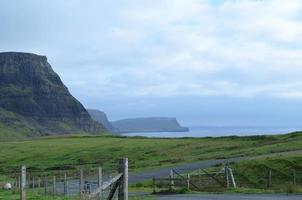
[111,117,189,133]
[0,52,105,138]
[87,109,118,132]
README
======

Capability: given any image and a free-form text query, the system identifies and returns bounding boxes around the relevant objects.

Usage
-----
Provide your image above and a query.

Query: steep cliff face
[87,109,118,133]
[0,52,104,137]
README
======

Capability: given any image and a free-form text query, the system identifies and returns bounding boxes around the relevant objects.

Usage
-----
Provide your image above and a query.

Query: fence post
[152,176,156,193]
[20,166,26,200]
[18,176,21,189]
[267,169,272,189]
[44,177,48,195]
[228,168,237,188]
[38,178,41,193]
[293,170,297,186]
[80,169,84,195]
[53,176,56,195]
[187,174,190,191]
[118,158,128,200]
[15,177,18,189]
[225,166,229,188]
[32,177,35,192]
[64,173,68,196]
[170,169,174,190]
[28,174,31,189]
[98,167,102,200]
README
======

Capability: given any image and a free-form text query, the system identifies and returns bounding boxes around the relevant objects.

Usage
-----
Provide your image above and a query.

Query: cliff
[87,109,118,132]
[111,117,189,133]
[0,52,104,138]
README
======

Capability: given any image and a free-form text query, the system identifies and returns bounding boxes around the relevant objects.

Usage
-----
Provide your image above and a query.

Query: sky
[1,0,302,126]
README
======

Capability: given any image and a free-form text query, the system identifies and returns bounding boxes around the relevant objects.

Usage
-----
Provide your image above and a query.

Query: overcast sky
[1,0,302,126]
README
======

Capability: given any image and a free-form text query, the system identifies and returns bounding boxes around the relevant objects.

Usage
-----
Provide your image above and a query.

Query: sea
[121,126,302,138]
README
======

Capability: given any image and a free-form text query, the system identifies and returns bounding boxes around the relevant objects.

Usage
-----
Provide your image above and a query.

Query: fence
[152,164,302,193]
[2,158,128,200]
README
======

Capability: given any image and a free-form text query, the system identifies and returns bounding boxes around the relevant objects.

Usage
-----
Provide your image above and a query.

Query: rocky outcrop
[0,52,104,137]
[111,117,189,133]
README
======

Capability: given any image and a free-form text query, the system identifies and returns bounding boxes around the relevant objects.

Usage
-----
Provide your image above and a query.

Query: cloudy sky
[1,0,302,126]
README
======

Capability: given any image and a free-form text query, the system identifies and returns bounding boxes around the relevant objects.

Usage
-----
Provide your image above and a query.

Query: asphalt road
[129,157,243,184]
[156,194,302,200]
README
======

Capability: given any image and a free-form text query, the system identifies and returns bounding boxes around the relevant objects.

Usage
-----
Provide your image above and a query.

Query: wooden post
[267,169,272,189]
[53,176,56,195]
[118,158,128,200]
[20,166,26,200]
[187,174,190,191]
[169,169,174,190]
[152,176,156,193]
[97,167,102,199]
[225,166,229,188]
[80,169,84,195]
[64,173,68,196]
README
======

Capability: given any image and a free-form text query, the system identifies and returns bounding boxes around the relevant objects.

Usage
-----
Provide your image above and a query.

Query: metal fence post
[80,169,84,195]
[32,177,35,192]
[153,176,156,193]
[293,170,297,186]
[64,173,68,196]
[53,176,56,195]
[187,174,190,191]
[38,178,41,189]
[44,177,48,196]
[170,169,174,190]
[98,167,102,200]
[225,166,229,188]
[267,169,272,189]
[20,166,26,200]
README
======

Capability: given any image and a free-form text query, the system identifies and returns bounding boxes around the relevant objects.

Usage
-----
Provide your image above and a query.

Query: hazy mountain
[111,117,189,133]
[0,52,105,139]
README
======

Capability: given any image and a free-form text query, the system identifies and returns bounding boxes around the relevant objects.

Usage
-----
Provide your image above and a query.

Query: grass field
[0,132,302,175]
[1,127,301,197]
[1,132,302,199]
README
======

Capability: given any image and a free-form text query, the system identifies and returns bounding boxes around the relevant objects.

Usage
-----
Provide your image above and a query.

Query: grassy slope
[231,155,302,191]
[0,132,302,175]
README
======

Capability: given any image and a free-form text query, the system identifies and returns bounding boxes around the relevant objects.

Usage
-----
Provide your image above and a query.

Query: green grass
[0,132,302,175]
[0,190,74,200]
[1,132,302,197]
[229,156,302,193]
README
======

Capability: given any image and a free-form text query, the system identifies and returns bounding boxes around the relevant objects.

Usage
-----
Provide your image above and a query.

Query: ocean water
[121,126,302,138]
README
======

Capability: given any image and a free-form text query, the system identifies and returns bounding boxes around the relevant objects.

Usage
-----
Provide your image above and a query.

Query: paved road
[156,194,302,200]
[129,157,243,184]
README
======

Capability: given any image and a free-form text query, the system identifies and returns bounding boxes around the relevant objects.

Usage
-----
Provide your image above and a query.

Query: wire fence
[0,158,129,200]
[152,164,302,193]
